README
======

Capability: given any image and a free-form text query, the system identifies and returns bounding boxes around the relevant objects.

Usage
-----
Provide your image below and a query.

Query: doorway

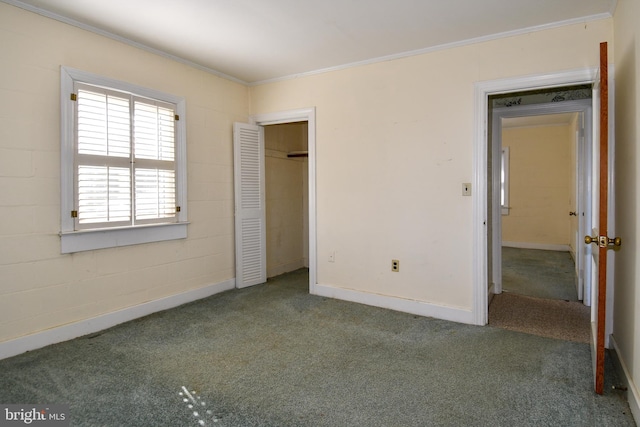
[263,122,309,278]
[487,96,593,342]
[489,98,593,295]
[500,112,583,300]
[471,68,602,326]
[488,98,594,300]
[249,107,317,293]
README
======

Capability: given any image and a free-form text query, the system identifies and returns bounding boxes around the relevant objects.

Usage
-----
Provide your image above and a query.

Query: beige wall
[264,122,308,277]
[0,3,249,343]
[613,0,640,419]
[251,19,613,311]
[501,124,573,247]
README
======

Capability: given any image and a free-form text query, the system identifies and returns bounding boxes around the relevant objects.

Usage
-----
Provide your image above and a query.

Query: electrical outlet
[462,183,472,196]
[329,251,335,263]
[391,259,400,272]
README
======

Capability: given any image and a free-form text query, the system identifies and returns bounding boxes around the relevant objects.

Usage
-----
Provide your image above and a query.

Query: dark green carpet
[502,247,579,301]
[0,269,634,426]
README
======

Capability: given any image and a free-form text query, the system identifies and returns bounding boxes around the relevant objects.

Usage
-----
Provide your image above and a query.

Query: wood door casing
[593,41,609,395]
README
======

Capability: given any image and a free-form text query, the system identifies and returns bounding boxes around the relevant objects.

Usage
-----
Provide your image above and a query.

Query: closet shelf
[287,151,308,158]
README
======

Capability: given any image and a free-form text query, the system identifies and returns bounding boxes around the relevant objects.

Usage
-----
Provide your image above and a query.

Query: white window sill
[60,222,189,254]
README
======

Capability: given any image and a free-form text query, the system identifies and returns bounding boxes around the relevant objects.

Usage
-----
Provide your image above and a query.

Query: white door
[233,123,266,288]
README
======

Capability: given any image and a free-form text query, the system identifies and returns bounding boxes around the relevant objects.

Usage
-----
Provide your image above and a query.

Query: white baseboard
[502,241,571,252]
[610,335,640,425]
[0,278,236,361]
[313,283,474,325]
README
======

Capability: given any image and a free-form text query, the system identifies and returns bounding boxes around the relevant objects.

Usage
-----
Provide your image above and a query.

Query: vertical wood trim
[595,41,608,395]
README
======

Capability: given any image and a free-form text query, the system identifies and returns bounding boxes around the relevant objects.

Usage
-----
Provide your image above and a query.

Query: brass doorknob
[584,235,622,247]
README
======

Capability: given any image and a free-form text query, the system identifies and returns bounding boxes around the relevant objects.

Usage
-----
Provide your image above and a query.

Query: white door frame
[250,107,317,293]
[473,68,601,326]
[490,100,593,302]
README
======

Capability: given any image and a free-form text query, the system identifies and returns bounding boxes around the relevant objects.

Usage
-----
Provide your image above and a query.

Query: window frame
[60,66,188,253]
[500,146,510,215]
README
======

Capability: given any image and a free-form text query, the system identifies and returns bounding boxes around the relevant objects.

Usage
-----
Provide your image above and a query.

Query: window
[60,67,187,253]
[501,146,510,215]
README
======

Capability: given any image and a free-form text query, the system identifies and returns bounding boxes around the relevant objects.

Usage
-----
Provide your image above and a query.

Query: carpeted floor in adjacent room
[490,247,591,344]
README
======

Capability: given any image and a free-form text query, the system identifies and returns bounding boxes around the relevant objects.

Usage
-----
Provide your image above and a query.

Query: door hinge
[176,206,181,212]
[70,93,77,101]
[174,114,180,121]
[71,210,78,218]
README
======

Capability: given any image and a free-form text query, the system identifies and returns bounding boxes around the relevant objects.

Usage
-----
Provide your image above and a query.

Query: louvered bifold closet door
[233,123,266,288]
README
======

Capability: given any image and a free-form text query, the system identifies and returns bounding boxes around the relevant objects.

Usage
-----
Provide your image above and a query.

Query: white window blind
[74,83,177,230]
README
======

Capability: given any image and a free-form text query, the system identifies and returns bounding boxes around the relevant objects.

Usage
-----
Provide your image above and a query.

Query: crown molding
[3,0,613,87]
[249,12,613,86]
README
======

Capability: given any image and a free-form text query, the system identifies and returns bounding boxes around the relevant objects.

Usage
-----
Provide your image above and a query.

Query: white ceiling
[7,0,616,84]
